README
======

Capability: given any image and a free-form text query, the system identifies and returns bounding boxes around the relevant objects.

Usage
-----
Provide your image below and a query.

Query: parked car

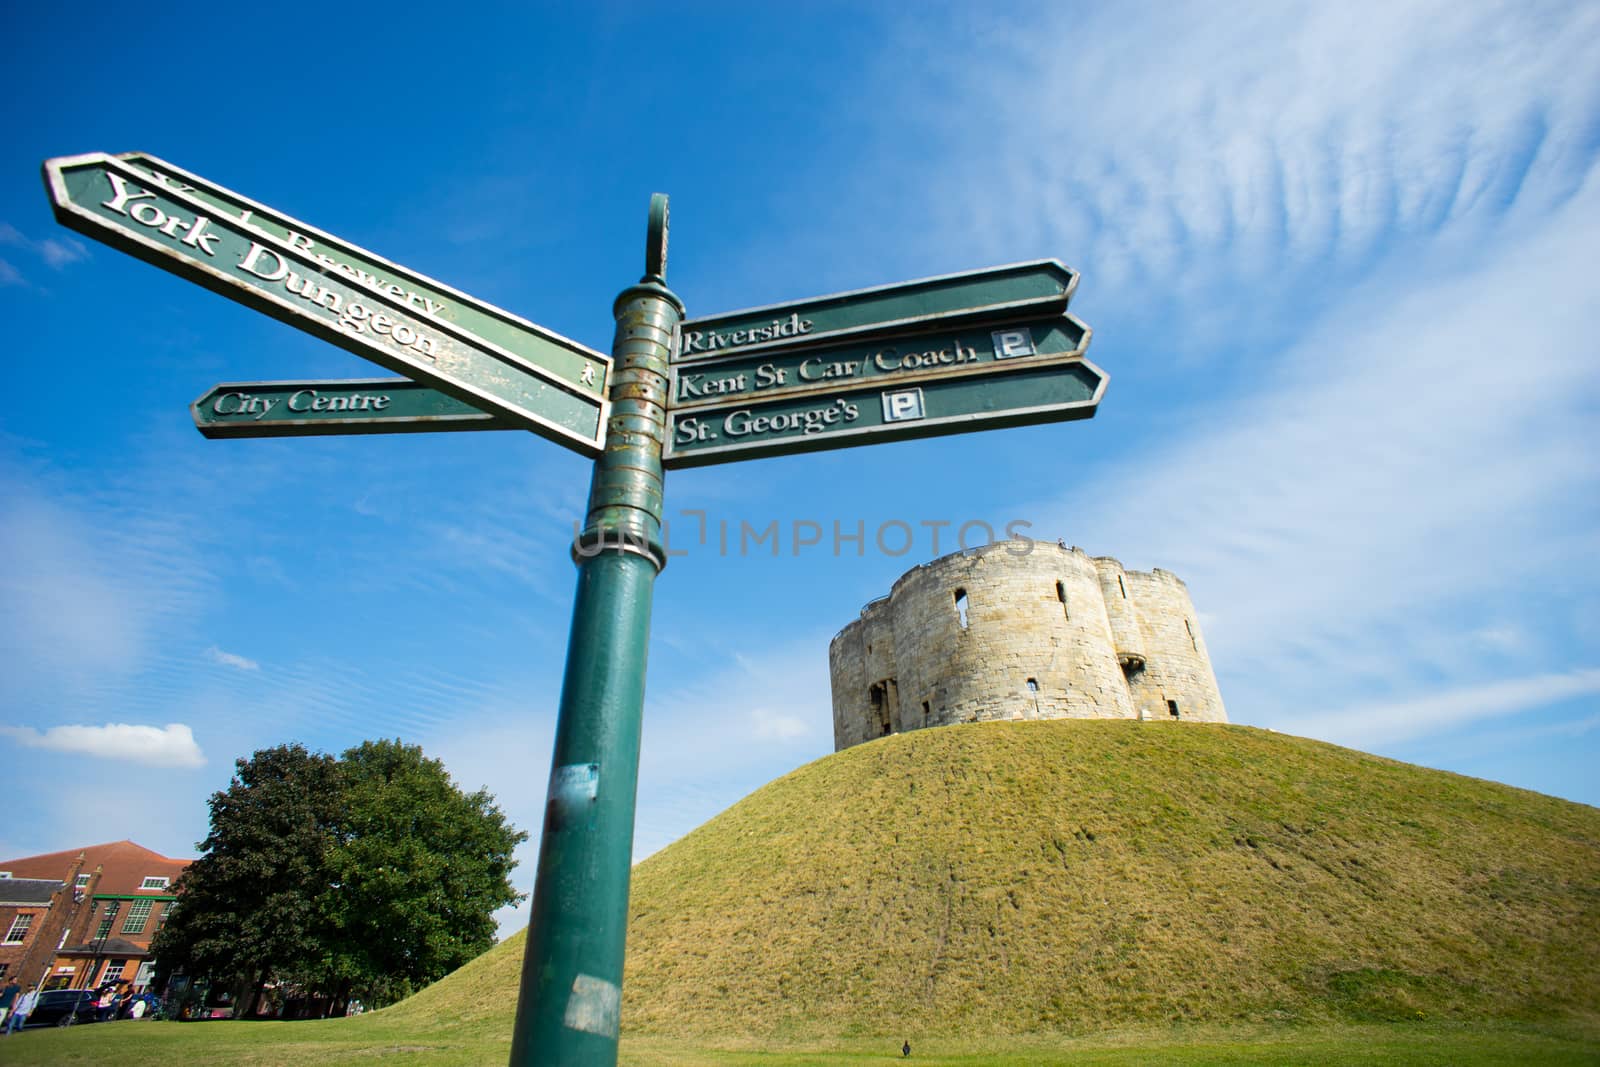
[25,988,100,1027]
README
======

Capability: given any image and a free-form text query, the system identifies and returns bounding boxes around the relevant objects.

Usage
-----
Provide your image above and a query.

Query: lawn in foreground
[2,1018,1595,1066]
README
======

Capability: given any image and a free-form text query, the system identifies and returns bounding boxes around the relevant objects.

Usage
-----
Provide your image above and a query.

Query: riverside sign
[42,150,1102,1067]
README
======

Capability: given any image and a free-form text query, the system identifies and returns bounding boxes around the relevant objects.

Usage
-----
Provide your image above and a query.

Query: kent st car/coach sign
[42,150,1104,1067]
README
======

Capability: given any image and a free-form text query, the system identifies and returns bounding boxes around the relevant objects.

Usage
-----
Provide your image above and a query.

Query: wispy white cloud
[1028,172,1600,730]
[879,1,1600,335]
[0,722,206,768]
[0,221,90,282]
[0,472,149,683]
[751,707,811,742]
[37,238,89,270]
[872,2,1600,761]
[1294,669,1600,748]
[0,441,227,708]
[206,646,260,671]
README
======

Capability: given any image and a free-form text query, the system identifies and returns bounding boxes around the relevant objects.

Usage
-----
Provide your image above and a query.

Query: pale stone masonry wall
[830,540,1227,750]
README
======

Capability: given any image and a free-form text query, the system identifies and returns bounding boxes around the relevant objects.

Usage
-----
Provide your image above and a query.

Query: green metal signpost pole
[510,197,682,1067]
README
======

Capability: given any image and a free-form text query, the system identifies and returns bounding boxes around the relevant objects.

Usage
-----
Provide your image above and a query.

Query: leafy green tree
[154,739,526,1015]
[152,743,341,1016]
[312,739,526,1008]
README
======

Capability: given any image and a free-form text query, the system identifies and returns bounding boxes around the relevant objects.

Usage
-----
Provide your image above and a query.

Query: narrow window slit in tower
[870,681,894,736]
[1056,580,1069,619]
[1026,678,1039,692]
[954,588,969,629]
[1185,619,1197,651]
[1167,699,1180,719]
[1118,575,1127,598]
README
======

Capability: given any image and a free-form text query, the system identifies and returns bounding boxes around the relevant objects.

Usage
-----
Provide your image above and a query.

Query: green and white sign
[193,378,515,438]
[664,351,1106,469]
[43,153,609,456]
[674,260,1078,363]
[671,313,1089,412]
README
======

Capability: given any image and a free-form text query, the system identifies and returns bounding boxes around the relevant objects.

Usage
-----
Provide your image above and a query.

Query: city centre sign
[192,378,513,438]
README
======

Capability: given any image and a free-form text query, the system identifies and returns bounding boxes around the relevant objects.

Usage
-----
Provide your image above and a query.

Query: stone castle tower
[829,540,1226,751]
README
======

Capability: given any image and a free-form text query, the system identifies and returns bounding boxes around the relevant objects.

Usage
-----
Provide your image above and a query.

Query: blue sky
[2,2,1596,938]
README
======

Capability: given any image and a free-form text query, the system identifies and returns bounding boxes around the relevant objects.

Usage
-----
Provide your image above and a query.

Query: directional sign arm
[43,153,609,456]
[192,378,517,438]
[117,152,610,398]
[674,259,1078,363]
[664,358,1107,469]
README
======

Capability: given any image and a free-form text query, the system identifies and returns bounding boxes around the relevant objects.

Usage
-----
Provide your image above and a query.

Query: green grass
[392,721,1600,1040]
[9,720,1594,1064]
[2,1018,1597,1066]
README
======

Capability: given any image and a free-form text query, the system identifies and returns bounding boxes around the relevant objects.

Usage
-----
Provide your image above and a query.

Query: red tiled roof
[0,841,191,895]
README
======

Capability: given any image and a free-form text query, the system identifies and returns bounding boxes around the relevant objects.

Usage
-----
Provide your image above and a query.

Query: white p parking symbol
[881,388,925,422]
[992,327,1036,359]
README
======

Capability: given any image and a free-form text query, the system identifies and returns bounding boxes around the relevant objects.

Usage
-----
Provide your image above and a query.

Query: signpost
[42,151,1105,1067]
[43,153,610,456]
[191,378,514,438]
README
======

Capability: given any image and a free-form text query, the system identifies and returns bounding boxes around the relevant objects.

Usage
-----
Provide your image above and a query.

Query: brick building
[0,841,190,993]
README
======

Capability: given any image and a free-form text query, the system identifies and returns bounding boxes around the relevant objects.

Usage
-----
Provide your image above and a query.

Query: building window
[102,959,127,984]
[122,899,155,936]
[1026,678,1039,692]
[0,964,8,979]
[75,874,92,887]
[1168,699,1180,719]
[922,700,931,718]
[139,876,170,891]
[954,589,969,629]
[1056,581,1069,619]
[4,914,33,944]
[1185,619,1197,651]
[95,901,122,939]
[1118,575,1127,598]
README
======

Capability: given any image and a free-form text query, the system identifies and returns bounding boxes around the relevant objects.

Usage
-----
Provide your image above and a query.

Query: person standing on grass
[6,988,38,1034]
[0,979,17,1031]
[903,1039,911,1056]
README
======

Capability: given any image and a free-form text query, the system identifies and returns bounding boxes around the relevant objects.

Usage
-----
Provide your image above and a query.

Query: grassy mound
[386,721,1600,1040]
